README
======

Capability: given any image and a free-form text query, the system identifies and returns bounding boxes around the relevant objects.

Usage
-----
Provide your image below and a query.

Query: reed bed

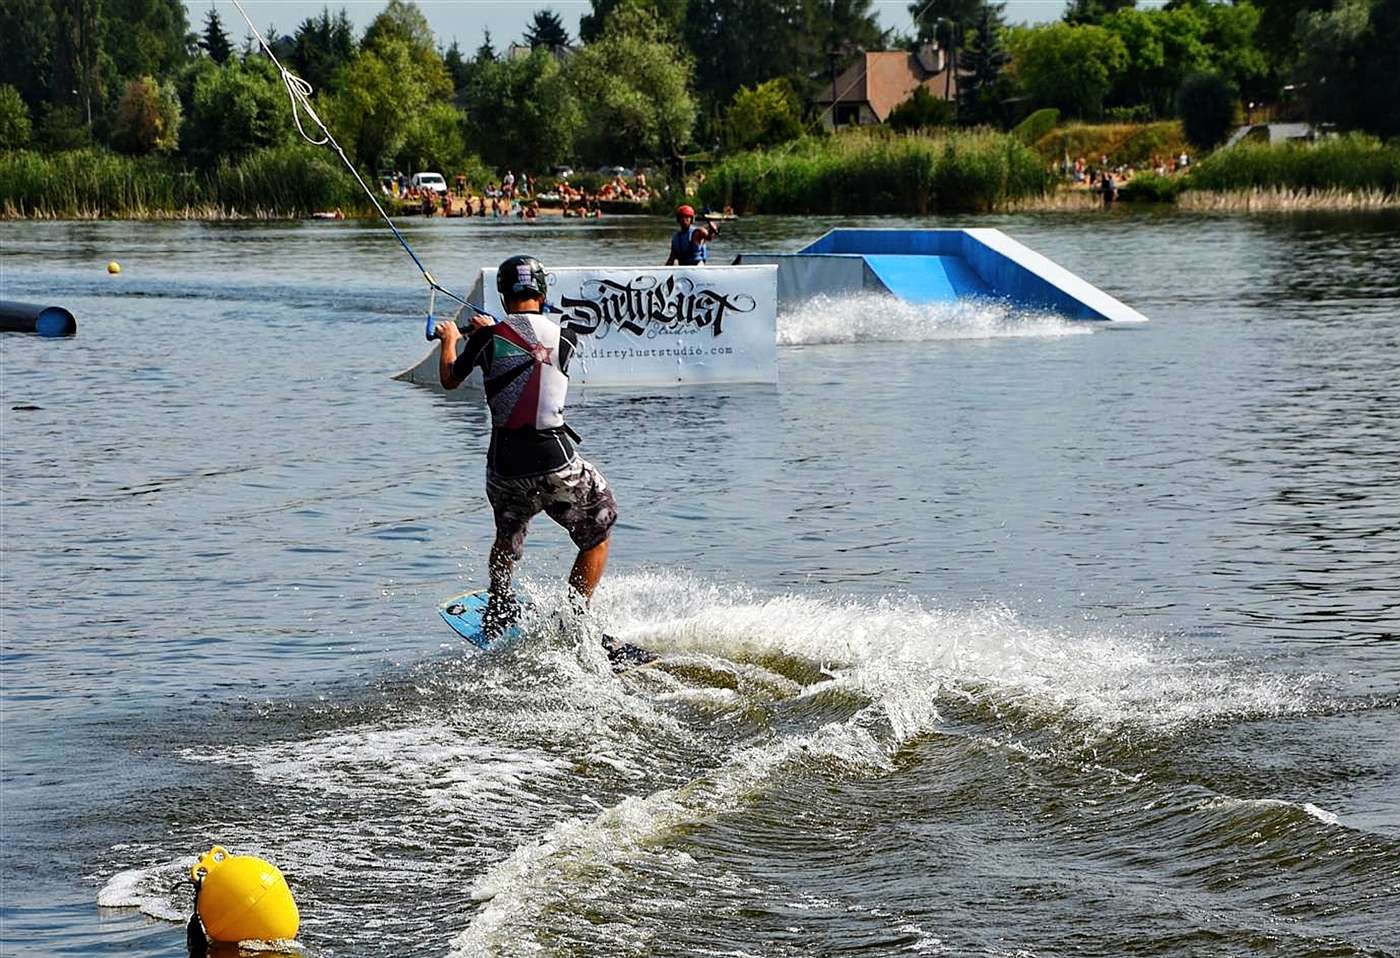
[207,145,367,215]
[1187,134,1400,196]
[698,130,1054,214]
[1,149,200,218]
[8,204,299,220]
[1002,189,1103,212]
[1178,187,1400,212]
[0,145,369,219]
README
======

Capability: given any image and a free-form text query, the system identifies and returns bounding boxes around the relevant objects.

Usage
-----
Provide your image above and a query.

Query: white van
[410,172,448,194]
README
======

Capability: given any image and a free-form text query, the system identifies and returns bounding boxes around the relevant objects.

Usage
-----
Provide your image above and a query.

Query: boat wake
[97,572,1394,957]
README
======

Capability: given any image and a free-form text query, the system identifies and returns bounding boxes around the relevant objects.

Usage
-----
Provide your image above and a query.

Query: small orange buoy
[191,846,299,943]
[107,261,121,274]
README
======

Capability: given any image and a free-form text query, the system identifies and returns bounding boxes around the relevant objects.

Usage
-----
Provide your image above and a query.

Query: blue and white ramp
[861,254,990,303]
[737,228,1149,325]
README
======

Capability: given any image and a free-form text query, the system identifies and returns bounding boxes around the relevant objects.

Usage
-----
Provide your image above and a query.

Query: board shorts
[485,457,617,560]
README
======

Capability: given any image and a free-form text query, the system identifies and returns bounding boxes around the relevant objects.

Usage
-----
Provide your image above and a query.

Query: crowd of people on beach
[1061,150,1192,206]
[597,171,652,203]
[377,167,658,220]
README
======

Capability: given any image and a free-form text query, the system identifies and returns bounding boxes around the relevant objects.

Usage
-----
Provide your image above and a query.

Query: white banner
[483,265,777,387]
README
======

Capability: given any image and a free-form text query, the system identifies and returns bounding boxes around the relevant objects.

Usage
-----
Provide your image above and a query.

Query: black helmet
[496,255,548,300]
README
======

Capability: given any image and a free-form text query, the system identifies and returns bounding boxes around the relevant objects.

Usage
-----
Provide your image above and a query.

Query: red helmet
[675,204,695,219]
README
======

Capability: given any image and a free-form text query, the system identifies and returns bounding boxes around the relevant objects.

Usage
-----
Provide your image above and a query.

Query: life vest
[481,314,576,431]
[670,226,708,265]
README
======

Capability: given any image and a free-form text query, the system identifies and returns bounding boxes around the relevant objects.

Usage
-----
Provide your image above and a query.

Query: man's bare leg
[567,538,610,606]
[482,540,519,638]
[568,538,648,666]
[489,540,516,602]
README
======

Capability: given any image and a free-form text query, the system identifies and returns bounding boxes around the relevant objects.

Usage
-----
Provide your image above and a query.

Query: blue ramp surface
[863,255,990,304]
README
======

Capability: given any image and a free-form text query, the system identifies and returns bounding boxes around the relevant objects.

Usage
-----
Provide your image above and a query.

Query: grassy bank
[698,130,1053,214]
[1033,121,1189,168]
[0,145,370,219]
[1019,128,1400,211]
[1187,134,1400,196]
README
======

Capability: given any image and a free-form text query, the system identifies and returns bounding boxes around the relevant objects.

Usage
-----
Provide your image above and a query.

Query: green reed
[208,144,367,215]
[1,145,370,218]
[1188,134,1400,195]
[0,149,199,217]
[698,130,1053,214]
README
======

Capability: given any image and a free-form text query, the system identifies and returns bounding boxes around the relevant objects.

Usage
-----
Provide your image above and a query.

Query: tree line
[0,0,1395,179]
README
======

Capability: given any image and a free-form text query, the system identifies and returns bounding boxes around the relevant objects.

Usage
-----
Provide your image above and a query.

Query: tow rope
[226,0,491,339]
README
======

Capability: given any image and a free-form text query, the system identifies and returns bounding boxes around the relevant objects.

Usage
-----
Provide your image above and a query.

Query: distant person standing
[665,205,718,266]
[503,169,516,198]
[1101,172,1118,207]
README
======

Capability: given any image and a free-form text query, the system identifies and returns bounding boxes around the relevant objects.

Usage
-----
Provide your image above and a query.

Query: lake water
[2,211,1398,957]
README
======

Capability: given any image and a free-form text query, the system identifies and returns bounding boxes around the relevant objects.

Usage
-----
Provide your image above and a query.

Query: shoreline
[6,188,1399,222]
[0,203,656,222]
[1009,186,1400,213]
[0,194,663,222]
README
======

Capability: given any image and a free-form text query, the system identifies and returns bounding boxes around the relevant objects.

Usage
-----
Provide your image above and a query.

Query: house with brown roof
[815,44,958,129]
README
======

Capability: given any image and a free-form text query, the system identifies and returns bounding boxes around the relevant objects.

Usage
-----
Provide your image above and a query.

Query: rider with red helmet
[665,204,718,266]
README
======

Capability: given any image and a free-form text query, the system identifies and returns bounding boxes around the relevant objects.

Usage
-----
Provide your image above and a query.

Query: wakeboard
[437,588,659,670]
[438,590,522,650]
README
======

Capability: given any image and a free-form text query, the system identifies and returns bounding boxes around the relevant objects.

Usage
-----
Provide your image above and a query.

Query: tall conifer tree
[906,0,981,44]
[958,0,1009,123]
[290,8,356,91]
[525,9,570,48]
[475,28,497,61]
[201,7,232,64]
[1063,0,1135,26]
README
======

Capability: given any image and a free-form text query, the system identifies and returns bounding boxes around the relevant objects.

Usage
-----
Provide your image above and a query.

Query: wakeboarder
[433,255,617,636]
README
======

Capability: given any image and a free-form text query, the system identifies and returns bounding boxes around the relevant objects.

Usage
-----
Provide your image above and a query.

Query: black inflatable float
[0,301,78,337]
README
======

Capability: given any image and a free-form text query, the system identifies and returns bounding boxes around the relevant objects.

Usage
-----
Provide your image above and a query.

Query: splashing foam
[99,570,1327,953]
[777,292,1091,346]
[98,861,192,922]
[449,570,1325,955]
[599,571,1321,736]
[85,565,1341,956]
[185,727,577,813]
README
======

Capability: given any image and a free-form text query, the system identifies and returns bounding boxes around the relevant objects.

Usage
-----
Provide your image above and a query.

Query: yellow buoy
[191,845,299,943]
[107,261,121,274]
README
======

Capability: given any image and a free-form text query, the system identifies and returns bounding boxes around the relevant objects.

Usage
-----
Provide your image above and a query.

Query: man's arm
[434,322,464,389]
[434,319,493,390]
